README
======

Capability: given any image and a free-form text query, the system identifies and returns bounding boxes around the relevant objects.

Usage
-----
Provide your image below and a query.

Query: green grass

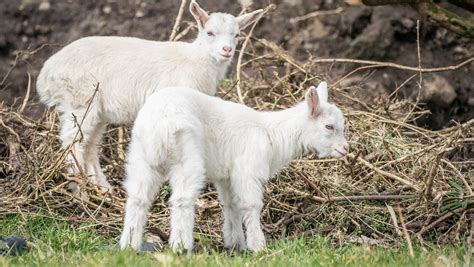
[0,215,469,267]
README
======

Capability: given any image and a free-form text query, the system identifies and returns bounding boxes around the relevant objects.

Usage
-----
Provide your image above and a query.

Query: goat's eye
[325,125,334,130]
[234,33,239,38]
[207,31,215,37]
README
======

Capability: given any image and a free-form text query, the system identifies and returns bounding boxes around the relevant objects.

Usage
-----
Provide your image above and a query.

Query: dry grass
[0,11,473,253]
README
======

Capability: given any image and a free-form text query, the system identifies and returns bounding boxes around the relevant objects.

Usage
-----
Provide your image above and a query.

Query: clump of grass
[0,215,467,267]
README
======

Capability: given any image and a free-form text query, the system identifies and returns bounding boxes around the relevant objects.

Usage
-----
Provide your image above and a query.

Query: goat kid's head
[300,82,349,159]
[190,1,263,62]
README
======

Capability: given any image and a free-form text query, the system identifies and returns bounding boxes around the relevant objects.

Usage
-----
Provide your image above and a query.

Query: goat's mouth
[219,53,232,58]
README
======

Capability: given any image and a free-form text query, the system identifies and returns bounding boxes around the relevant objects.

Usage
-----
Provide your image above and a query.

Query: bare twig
[387,205,402,236]
[441,159,473,195]
[398,205,414,258]
[117,127,125,161]
[350,154,422,192]
[402,19,423,126]
[417,207,468,237]
[288,188,415,203]
[235,4,274,103]
[19,73,31,113]
[314,57,474,73]
[174,23,194,41]
[289,7,344,24]
[169,0,188,41]
[424,128,462,200]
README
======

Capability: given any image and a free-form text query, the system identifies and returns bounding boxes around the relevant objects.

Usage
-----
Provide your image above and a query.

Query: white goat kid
[119,82,349,253]
[36,1,263,190]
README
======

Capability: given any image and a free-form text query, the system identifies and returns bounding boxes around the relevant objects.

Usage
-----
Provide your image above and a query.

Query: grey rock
[420,74,456,107]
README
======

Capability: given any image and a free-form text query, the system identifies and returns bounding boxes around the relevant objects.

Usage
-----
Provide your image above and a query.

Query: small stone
[135,10,144,18]
[102,5,112,14]
[468,97,474,106]
[420,74,457,107]
[0,236,27,256]
[67,181,90,202]
[453,45,469,56]
[400,18,414,29]
[238,0,254,9]
[38,1,51,11]
[283,0,302,6]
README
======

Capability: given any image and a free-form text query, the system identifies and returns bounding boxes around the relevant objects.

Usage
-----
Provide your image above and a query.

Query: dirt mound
[0,0,473,129]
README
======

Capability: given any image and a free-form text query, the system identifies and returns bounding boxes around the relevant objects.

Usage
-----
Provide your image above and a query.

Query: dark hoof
[140,241,164,252]
[0,236,27,256]
[114,241,164,253]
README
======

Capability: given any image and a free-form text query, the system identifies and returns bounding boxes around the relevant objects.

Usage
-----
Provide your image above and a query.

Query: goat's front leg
[59,111,112,191]
[215,180,246,251]
[231,174,266,252]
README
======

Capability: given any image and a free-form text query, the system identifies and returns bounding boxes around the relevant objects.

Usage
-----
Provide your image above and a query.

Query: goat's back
[134,87,270,178]
[36,36,222,123]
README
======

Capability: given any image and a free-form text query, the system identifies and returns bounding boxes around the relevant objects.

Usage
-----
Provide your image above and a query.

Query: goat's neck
[261,104,306,172]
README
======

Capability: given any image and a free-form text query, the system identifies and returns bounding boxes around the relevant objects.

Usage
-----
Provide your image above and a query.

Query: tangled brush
[0,3,473,251]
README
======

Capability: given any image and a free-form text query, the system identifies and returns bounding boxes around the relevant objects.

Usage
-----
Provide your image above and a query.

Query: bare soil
[0,0,473,129]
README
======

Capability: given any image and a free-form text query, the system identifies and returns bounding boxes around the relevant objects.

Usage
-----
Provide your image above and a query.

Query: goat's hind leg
[119,155,164,251]
[168,131,206,253]
[59,112,84,174]
[84,122,110,190]
[215,180,246,251]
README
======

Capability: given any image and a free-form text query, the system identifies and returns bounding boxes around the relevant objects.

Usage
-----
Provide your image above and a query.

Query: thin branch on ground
[169,0,188,41]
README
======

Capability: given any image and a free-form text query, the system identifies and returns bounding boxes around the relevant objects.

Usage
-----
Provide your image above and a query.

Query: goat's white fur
[36,1,263,190]
[119,82,349,253]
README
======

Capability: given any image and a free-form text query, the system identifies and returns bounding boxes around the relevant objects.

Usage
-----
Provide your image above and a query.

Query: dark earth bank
[0,0,473,129]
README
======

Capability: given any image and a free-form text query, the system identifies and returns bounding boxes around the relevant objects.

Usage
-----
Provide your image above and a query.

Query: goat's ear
[190,1,209,29]
[305,86,320,118]
[236,9,263,30]
[316,81,328,103]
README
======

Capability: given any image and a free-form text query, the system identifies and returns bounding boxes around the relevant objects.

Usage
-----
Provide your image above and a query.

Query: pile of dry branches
[0,3,473,253]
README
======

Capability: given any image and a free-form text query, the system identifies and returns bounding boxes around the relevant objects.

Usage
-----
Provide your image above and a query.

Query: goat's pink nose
[222,46,232,53]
